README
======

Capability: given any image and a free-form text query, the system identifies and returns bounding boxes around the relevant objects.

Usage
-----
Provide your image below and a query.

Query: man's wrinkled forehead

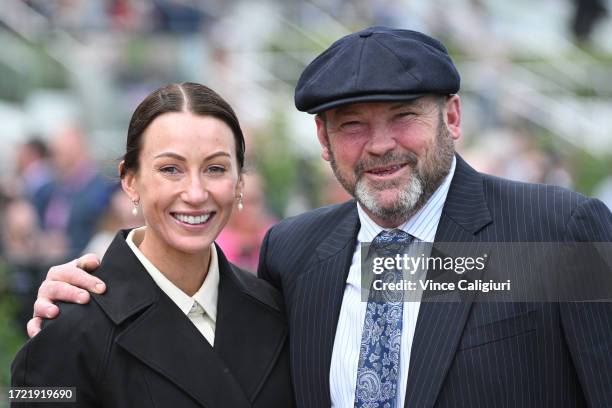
[325,97,435,119]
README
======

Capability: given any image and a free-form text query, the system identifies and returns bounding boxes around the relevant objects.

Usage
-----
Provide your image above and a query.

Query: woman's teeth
[173,213,211,225]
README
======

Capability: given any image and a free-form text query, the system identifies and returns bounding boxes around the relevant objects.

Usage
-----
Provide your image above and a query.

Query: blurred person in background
[83,188,145,259]
[14,138,54,225]
[216,172,276,272]
[0,199,47,331]
[570,0,609,43]
[41,125,115,261]
[2,199,42,266]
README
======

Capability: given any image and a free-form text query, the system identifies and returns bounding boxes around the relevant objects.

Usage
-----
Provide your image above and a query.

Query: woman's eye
[207,166,226,174]
[159,166,180,174]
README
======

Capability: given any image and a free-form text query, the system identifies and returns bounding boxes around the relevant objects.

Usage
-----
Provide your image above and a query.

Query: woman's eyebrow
[154,152,186,161]
[153,151,231,161]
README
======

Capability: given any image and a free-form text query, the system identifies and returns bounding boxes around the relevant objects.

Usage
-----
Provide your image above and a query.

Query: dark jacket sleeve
[11,301,114,408]
[257,227,281,290]
[560,198,612,407]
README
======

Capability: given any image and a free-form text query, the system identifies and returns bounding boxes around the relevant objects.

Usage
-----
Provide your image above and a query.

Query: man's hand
[27,253,106,338]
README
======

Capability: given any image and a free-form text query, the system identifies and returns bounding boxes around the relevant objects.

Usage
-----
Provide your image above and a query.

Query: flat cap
[295,26,460,114]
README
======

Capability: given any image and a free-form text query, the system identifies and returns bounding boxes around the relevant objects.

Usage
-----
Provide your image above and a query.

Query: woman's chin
[166,237,214,256]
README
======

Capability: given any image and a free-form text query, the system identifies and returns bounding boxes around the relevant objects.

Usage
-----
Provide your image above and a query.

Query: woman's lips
[171,212,215,229]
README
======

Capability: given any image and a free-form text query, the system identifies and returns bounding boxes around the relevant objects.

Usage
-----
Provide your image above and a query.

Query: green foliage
[573,151,612,195]
[253,108,299,217]
[0,262,27,402]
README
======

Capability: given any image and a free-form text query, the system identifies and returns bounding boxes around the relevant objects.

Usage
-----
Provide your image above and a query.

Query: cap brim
[306,93,427,114]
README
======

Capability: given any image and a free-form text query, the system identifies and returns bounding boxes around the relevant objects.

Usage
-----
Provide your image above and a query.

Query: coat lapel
[405,155,492,408]
[94,232,251,408]
[115,294,251,408]
[213,249,288,403]
[291,202,360,406]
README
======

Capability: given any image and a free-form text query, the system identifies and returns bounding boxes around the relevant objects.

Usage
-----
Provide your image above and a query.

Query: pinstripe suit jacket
[258,155,612,408]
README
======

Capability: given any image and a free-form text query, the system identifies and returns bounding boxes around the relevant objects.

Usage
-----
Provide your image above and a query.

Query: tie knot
[188,301,205,317]
[372,228,413,248]
[371,229,414,258]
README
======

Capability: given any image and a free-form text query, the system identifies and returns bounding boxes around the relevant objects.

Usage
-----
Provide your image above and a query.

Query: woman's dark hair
[120,82,245,178]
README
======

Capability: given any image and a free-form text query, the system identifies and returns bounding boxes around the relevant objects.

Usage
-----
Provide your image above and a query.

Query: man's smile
[362,163,411,180]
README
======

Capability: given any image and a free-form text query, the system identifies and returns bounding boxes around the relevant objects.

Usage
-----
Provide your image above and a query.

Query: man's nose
[365,125,396,155]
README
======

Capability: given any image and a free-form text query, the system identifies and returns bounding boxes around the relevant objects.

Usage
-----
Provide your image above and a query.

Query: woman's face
[123,111,242,255]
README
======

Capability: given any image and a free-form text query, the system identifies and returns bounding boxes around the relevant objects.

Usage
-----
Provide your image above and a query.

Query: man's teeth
[372,165,402,174]
[173,213,211,225]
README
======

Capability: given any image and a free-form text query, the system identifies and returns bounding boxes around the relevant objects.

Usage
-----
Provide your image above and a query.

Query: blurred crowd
[0,2,611,401]
[18,0,610,43]
[0,125,116,329]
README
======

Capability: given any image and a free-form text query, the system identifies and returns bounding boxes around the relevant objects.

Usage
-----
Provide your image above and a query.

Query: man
[28,27,612,407]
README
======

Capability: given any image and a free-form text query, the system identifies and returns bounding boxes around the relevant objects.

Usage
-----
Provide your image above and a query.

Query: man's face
[316,96,462,227]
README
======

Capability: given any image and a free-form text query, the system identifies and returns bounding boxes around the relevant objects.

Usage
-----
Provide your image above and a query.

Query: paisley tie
[354,229,414,408]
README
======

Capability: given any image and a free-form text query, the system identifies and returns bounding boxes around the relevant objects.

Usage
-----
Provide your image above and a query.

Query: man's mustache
[355,151,419,176]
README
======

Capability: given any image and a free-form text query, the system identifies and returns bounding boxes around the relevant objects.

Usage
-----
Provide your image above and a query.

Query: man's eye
[395,112,415,119]
[340,121,364,131]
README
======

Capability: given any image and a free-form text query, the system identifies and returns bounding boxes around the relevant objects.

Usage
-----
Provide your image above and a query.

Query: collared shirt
[126,227,219,346]
[330,156,456,407]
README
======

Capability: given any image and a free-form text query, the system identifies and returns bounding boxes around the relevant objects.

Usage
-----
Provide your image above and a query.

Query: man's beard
[328,117,455,226]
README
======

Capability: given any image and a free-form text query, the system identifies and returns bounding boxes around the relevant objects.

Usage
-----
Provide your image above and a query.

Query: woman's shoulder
[11,299,114,391]
[37,298,114,351]
[226,262,286,313]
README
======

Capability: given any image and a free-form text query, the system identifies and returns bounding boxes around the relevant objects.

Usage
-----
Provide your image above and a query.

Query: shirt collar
[357,155,456,243]
[125,227,219,322]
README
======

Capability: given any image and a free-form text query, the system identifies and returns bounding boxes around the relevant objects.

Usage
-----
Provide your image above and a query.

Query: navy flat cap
[295,26,460,114]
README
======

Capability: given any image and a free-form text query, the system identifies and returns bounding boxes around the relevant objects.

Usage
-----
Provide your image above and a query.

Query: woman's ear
[237,173,245,197]
[238,173,244,193]
[119,161,139,203]
[235,173,246,211]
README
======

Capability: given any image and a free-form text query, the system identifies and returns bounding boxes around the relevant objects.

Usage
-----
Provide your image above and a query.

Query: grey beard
[354,171,424,225]
[328,116,454,226]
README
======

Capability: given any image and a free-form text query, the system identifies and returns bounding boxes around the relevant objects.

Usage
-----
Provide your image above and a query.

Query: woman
[11,83,294,407]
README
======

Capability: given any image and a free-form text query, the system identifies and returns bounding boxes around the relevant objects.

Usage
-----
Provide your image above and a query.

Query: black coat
[12,231,295,408]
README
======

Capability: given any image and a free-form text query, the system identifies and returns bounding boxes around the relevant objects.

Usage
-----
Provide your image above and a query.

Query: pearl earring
[237,193,244,212]
[132,199,139,216]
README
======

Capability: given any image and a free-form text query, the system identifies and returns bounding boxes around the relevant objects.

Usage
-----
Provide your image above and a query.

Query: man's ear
[119,161,139,203]
[315,115,331,162]
[444,95,462,140]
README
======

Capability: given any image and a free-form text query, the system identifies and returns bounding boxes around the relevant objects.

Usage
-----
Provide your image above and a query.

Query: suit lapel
[405,155,492,408]
[213,249,288,403]
[291,203,360,406]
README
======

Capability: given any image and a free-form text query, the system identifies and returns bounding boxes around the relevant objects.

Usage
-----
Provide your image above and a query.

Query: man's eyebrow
[389,101,421,111]
[334,106,361,116]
